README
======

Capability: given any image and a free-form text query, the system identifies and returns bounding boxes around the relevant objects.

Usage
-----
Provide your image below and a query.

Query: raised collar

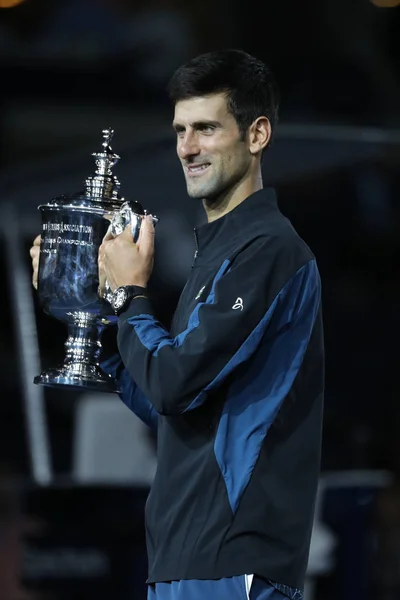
[194,187,278,251]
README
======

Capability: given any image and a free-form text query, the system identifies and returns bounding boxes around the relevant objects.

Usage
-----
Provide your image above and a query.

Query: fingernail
[146,214,153,223]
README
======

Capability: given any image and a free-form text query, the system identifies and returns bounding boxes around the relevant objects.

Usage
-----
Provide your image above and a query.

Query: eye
[199,125,215,134]
[175,129,185,138]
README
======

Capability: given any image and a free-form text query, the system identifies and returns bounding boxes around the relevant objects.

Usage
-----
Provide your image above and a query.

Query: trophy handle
[101,207,158,304]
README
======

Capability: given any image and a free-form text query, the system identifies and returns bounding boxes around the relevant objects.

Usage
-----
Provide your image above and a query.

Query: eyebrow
[172,120,222,131]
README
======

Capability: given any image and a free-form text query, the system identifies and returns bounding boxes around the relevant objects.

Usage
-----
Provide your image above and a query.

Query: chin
[186,184,207,199]
[187,181,222,200]
[187,190,205,199]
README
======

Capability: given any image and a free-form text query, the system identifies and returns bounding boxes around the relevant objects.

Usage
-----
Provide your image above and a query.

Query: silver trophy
[34,128,157,392]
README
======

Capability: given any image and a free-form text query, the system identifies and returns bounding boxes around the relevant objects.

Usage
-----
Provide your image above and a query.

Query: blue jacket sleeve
[117,237,321,416]
[101,353,158,432]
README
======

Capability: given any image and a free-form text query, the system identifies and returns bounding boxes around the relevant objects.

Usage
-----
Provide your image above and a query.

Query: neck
[203,167,263,223]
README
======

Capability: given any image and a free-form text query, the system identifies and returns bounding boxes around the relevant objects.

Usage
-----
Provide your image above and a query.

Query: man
[31,49,324,600]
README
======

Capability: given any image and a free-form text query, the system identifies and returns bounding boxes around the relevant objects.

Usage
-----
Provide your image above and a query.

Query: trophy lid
[84,128,123,203]
[39,128,147,213]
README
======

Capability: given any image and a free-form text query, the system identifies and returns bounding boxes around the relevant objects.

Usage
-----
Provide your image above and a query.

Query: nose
[177,131,200,161]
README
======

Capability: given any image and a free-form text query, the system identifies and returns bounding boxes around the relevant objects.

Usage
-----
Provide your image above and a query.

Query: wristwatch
[111,285,147,315]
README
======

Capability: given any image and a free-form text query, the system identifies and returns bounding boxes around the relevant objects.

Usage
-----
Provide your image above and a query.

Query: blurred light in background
[0,0,26,7]
[371,0,400,6]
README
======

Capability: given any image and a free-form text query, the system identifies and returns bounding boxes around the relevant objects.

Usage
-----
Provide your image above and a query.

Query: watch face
[113,287,127,310]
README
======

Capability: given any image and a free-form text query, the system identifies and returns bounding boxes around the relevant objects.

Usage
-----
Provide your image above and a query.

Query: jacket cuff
[117,295,156,324]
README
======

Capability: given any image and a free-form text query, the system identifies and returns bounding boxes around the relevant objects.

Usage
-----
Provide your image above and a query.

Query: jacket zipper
[171,228,198,332]
[192,228,199,268]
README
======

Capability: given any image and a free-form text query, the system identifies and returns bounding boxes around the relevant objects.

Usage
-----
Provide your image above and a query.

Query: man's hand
[100,215,155,292]
[29,235,41,289]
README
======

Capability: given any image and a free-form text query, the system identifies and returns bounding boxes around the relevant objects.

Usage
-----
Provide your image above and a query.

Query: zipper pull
[191,249,198,268]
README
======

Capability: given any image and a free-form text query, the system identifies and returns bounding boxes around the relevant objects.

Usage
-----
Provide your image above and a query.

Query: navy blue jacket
[104,188,324,588]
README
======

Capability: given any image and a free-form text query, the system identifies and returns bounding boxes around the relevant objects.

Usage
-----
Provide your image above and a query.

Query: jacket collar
[194,187,278,251]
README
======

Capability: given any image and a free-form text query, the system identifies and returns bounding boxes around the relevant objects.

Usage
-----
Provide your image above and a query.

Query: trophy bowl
[33,129,156,393]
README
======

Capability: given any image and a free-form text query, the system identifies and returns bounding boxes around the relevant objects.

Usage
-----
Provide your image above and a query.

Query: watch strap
[113,285,148,315]
[119,285,147,297]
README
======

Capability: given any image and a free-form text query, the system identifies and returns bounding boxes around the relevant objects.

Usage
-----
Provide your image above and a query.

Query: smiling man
[31,49,325,600]
[173,92,265,220]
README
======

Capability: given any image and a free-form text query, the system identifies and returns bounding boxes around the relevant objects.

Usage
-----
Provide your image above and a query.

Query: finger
[32,267,38,289]
[30,245,40,259]
[32,253,39,286]
[138,214,155,254]
[118,222,135,243]
[33,234,41,247]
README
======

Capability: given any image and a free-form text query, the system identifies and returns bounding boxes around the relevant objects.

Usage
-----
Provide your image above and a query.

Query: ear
[248,117,272,156]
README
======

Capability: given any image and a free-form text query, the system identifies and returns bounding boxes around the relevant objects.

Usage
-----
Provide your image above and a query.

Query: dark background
[0,1,399,599]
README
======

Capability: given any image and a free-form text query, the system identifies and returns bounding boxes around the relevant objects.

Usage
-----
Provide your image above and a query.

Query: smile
[186,163,211,176]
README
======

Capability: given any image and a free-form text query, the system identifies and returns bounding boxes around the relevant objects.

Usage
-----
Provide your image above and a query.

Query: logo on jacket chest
[232,297,244,311]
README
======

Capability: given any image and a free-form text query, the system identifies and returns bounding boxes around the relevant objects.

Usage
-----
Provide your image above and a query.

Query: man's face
[173,94,251,201]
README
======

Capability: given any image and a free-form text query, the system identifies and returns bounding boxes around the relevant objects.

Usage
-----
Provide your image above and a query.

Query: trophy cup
[34,128,157,393]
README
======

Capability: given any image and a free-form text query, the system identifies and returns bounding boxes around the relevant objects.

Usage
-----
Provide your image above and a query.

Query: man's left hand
[100,215,155,291]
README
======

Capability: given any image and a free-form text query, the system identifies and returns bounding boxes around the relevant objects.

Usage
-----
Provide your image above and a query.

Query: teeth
[189,164,209,172]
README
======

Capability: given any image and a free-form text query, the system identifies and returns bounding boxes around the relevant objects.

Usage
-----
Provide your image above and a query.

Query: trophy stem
[34,312,118,392]
[64,312,102,367]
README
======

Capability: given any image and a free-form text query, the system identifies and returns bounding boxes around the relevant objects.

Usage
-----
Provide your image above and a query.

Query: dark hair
[167,49,280,142]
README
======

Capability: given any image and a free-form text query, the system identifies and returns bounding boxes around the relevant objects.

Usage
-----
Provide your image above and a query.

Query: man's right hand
[29,235,41,290]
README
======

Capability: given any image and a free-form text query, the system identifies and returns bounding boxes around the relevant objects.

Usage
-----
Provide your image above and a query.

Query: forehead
[173,93,232,124]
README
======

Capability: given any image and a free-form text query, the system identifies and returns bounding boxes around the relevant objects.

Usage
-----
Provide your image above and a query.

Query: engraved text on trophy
[38,212,108,320]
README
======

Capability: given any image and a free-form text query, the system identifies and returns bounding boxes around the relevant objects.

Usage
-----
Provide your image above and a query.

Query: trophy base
[34,364,119,393]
